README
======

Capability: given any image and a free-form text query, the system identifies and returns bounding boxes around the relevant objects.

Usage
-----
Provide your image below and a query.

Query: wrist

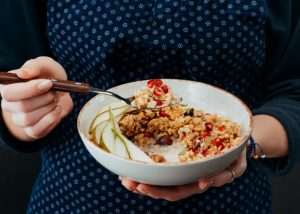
[250,115,288,158]
[246,135,266,159]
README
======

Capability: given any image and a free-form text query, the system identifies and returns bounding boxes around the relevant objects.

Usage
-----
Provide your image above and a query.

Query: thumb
[16,58,43,79]
[15,57,67,80]
[15,67,41,79]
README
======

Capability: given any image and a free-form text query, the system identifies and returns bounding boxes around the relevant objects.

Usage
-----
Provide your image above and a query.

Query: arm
[252,115,288,158]
[0,0,58,152]
[250,0,300,175]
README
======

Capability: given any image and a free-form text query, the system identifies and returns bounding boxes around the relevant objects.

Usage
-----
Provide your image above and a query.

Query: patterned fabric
[27,0,271,213]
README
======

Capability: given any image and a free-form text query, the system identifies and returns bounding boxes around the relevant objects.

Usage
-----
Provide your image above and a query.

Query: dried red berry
[143,131,151,138]
[213,138,223,147]
[155,135,173,146]
[161,85,169,93]
[200,131,210,138]
[159,110,167,117]
[203,151,209,157]
[156,100,163,106]
[217,145,224,151]
[191,148,198,154]
[218,126,225,132]
[205,122,213,131]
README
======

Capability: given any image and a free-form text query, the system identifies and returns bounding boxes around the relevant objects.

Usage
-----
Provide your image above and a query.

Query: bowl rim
[77,79,253,167]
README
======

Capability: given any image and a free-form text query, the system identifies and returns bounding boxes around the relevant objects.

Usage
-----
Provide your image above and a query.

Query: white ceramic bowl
[77,79,252,186]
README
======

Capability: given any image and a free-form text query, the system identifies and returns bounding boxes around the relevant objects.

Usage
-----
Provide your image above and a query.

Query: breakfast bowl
[77,79,252,186]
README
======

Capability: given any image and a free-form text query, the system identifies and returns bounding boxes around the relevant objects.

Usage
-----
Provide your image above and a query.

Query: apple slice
[101,105,127,152]
[93,121,108,146]
[93,114,123,146]
[89,104,129,133]
[98,101,128,115]
[101,121,115,153]
[112,128,153,162]
[115,137,130,158]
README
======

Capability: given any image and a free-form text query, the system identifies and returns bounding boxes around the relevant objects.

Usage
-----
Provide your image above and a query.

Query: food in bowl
[78,79,252,186]
[88,102,241,163]
[132,79,179,109]
[119,105,241,163]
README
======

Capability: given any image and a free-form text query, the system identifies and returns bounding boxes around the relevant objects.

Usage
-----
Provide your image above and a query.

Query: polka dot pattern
[27,0,271,213]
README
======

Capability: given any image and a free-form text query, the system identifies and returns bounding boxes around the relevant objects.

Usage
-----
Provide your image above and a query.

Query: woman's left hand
[119,148,247,201]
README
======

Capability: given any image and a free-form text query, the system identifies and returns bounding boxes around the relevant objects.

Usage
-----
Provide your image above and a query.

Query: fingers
[1,92,57,113]
[1,92,73,141]
[119,177,141,194]
[1,79,53,101]
[199,149,247,188]
[119,176,202,202]
[23,93,73,139]
[136,183,201,201]
[0,57,73,141]
[11,102,58,127]
[24,105,62,139]
[119,150,247,202]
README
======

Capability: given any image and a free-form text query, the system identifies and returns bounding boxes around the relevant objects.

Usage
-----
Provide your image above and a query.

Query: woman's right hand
[0,57,73,141]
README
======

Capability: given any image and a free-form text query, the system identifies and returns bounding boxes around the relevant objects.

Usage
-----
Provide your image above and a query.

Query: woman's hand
[120,149,247,201]
[0,56,73,141]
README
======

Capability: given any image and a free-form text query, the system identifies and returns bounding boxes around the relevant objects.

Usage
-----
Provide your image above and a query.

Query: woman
[1,0,300,213]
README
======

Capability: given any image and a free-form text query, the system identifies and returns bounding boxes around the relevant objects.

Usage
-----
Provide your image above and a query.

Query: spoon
[0,72,182,109]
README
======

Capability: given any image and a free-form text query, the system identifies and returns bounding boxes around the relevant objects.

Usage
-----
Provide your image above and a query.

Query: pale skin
[0,56,288,201]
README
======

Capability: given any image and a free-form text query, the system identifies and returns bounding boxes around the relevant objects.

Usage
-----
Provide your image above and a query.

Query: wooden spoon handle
[0,72,90,95]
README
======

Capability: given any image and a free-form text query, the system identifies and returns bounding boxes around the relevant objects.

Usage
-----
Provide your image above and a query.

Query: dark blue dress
[27,0,271,213]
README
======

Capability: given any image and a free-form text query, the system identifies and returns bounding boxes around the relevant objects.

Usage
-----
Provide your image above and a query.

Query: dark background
[0,149,300,214]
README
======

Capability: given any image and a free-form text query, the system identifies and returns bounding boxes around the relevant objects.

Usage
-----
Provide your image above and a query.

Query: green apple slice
[101,121,115,153]
[114,137,130,158]
[93,114,123,146]
[89,104,129,133]
[93,121,108,146]
[112,128,153,162]
[101,107,116,153]
[98,100,128,115]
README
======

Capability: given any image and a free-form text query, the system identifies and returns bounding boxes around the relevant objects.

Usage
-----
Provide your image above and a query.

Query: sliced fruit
[115,137,130,158]
[153,87,163,97]
[89,104,129,133]
[101,106,124,152]
[101,120,115,153]
[92,114,122,145]
[161,84,168,93]
[93,121,108,146]
[98,100,128,115]
[112,128,153,162]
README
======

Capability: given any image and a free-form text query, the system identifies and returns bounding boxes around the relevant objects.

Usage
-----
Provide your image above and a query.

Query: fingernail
[199,181,207,190]
[54,97,59,103]
[37,80,52,91]
[18,69,38,78]
[18,68,32,75]
[54,105,62,114]
[136,185,145,194]
[118,176,123,181]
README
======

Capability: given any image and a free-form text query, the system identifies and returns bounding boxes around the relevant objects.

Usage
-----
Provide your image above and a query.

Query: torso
[27,1,271,213]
